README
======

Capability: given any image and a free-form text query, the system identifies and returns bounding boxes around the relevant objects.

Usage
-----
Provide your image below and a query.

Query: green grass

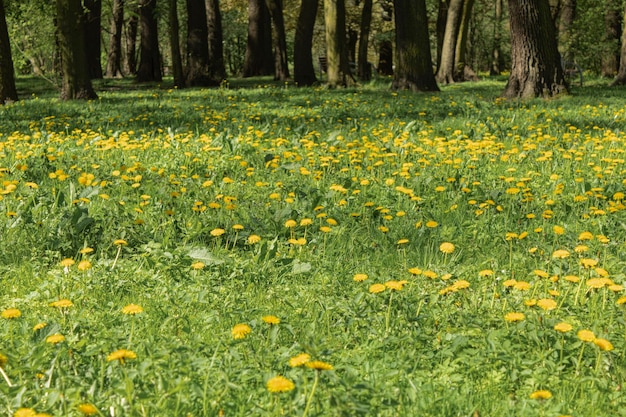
[1,75,626,416]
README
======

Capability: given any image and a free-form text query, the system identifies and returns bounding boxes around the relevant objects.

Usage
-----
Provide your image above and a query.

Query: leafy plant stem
[302,370,319,417]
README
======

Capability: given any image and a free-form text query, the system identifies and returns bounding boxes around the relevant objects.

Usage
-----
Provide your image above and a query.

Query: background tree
[392,0,439,91]
[124,4,139,75]
[602,0,621,77]
[436,0,463,83]
[106,0,125,77]
[186,0,213,86]
[490,0,505,75]
[610,1,626,85]
[56,0,98,99]
[168,0,184,87]
[357,0,373,81]
[454,0,477,80]
[136,0,162,82]
[265,0,289,80]
[502,0,568,98]
[243,0,273,77]
[206,0,226,81]
[0,0,17,103]
[294,0,319,85]
[324,0,353,87]
[83,0,103,79]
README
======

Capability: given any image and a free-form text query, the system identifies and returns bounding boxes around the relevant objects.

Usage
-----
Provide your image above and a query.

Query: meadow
[1,76,626,417]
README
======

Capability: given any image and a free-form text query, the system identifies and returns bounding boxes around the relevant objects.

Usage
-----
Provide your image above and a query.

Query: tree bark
[436,0,463,84]
[168,0,184,87]
[357,0,373,81]
[186,0,214,86]
[0,0,17,103]
[557,0,575,60]
[265,0,289,80]
[436,0,448,69]
[206,0,226,81]
[392,0,439,91]
[106,0,125,77]
[56,0,98,100]
[502,0,568,98]
[378,39,393,75]
[136,0,162,82]
[610,2,626,85]
[602,0,621,77]
[124,5,139,74]
[83,0,103,79]
[243,0,273,77]
[294,0,319,86]
[324,0,353,87]
[490,0,504,75]
[454,0,477,81]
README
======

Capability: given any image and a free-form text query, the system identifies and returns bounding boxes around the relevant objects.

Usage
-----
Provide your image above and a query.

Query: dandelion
[1,308,21,319]
[577,330,596,342]
[45,334,65,345]
[121,304,143,315]
[353,273,368,282]
[423,270,438,279]
[384,280,405,291]
[59,258,75,267]
[210,228,226,237]
[247,234,261,244]
[369,283,386,294]
[617,296,626,305]
[397,238,409,245]
[49,299,73,308]
[77,403,99,416]
[529,390,552,400]
[425,221,439,228]
[578,231,594,240]
[478,269,494,277]
[13,409,37,417]
[191,261,205,270]
[408,267,422,275]
[554,322,573,333]
[289,353,311,367]
[284,219,297,228]
[300,218,313,226]
[513,281,531,291]
[533,270,549,278]
[266,375,295,393]
[231,323,251,339]
[262,315,280,325]
[593,338,613,351]
[553,226,565,235]
[504,312,525,322]
[586,278,610,289]
[439,242,455,254]
[580,258,598,268]
[107,349,137,363]
[305,361,334,371]
[114,239,127,246]
[536,298,557,311]
[77,260,92,271]
[33,322,47,331]
[552,249,570,259]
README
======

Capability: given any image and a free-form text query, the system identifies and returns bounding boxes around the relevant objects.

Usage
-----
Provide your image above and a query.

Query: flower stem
[0,366,13,387]
[302,370,319,417]
[385,291,394,335]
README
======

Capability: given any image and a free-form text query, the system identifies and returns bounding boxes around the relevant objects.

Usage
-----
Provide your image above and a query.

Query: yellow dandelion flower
[0,352,7,368]
[478,269,494,277]
[369,283,386,294]
[121,304,143,315]
[77,403,99,416]
[232,224,244,231]
[77,260,92,271]
[503,279,517,288]
[45,333,65,344]
[586,278,608,289]
[210,228,226,237]
[353,273,368,282]
[504,312,525,322]
[554,322,573,333]
[578,231,594,240]
[231,323,251,339]
[305,360,334,371]
[553,225,565,235]
[451,280,470,290]
[262,315,280,325]
[529,390,552,400]
[284,219,297,228]
[113,239,127,246]
[439,242,455,254]
[266,375,295,393]
[191,261,205,270]
[397,238,409,245]
[423,270,438,279]
[13,408,37,417]
[289,353,311,367]
[408,267,422,275]
[425,221,439,228]
[107,349,137,363]
[33,322,47,331]
[593,338,613,351]
[617,296,626,305]
[513,281,531,291]
[247,234,261,244]
[552,249,570,259]
[574,245,588,253]
[319,226,332,233]
[60,258,75,267]
[384,280,405,291]
[80,247,94,255]
[580,258,598,268]
[577,329,596,342]
[536,298,557,311]
[533,270,549,278]
[564,275,580,283]
[524,299,537,306]
[1,308,21,319]
[49,299,73,308]
[300,218,313,226]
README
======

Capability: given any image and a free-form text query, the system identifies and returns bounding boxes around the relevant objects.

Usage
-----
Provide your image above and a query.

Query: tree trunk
[602,0,621,77]
[168,0,184,87]
[56,0,98,100]
[294,0,319,86]
[610,2,626,86]
[436,0,449,69]
[243,0,273,77]
[265,0,289,80]
[502,0,568,98]
[0,0,17,104]
[490,0,504,75]
[324,0,353,87]
[124,5,139,74]
[206,0,226,81]
[105,0,125,77]
[357,0,373,81]
[392,0,439,91]
[378,39,393,75]
[136,0,162,82]
[436,0,463,84]
[454,0,477,81]
[557,0,575,60]
[186,0,214,86]
[83,0,103,79]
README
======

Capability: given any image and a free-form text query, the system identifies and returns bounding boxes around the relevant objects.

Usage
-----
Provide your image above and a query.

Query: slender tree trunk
[602,0,621,77]
[436,0,463,84]
[83,0,103,79]
[106,0,125,77]
[610,2,626,85]
[324,0,353,87]
[56,0,98,100]
[243,0,273,77]
[124,5,139,74]
[503,0,568,98]
[136,0,162,82]
[490,0,504,75]
[392,0,439,91]
[436,0,449,70]
[169,0,184,87]
[558,0,575,60]
[378,40,393,75]
[265,0,289,80]
[357,0,373,81]
[186,0,214,86]
[206,0,226,80]
[294,0,319,86]
[0,0,17,103]
[454,0,477,81]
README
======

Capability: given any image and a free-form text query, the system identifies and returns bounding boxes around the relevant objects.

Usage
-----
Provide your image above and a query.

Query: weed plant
[1,76,626,416]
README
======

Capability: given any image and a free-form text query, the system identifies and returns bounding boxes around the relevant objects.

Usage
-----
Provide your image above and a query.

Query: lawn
[1,76,626,416]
